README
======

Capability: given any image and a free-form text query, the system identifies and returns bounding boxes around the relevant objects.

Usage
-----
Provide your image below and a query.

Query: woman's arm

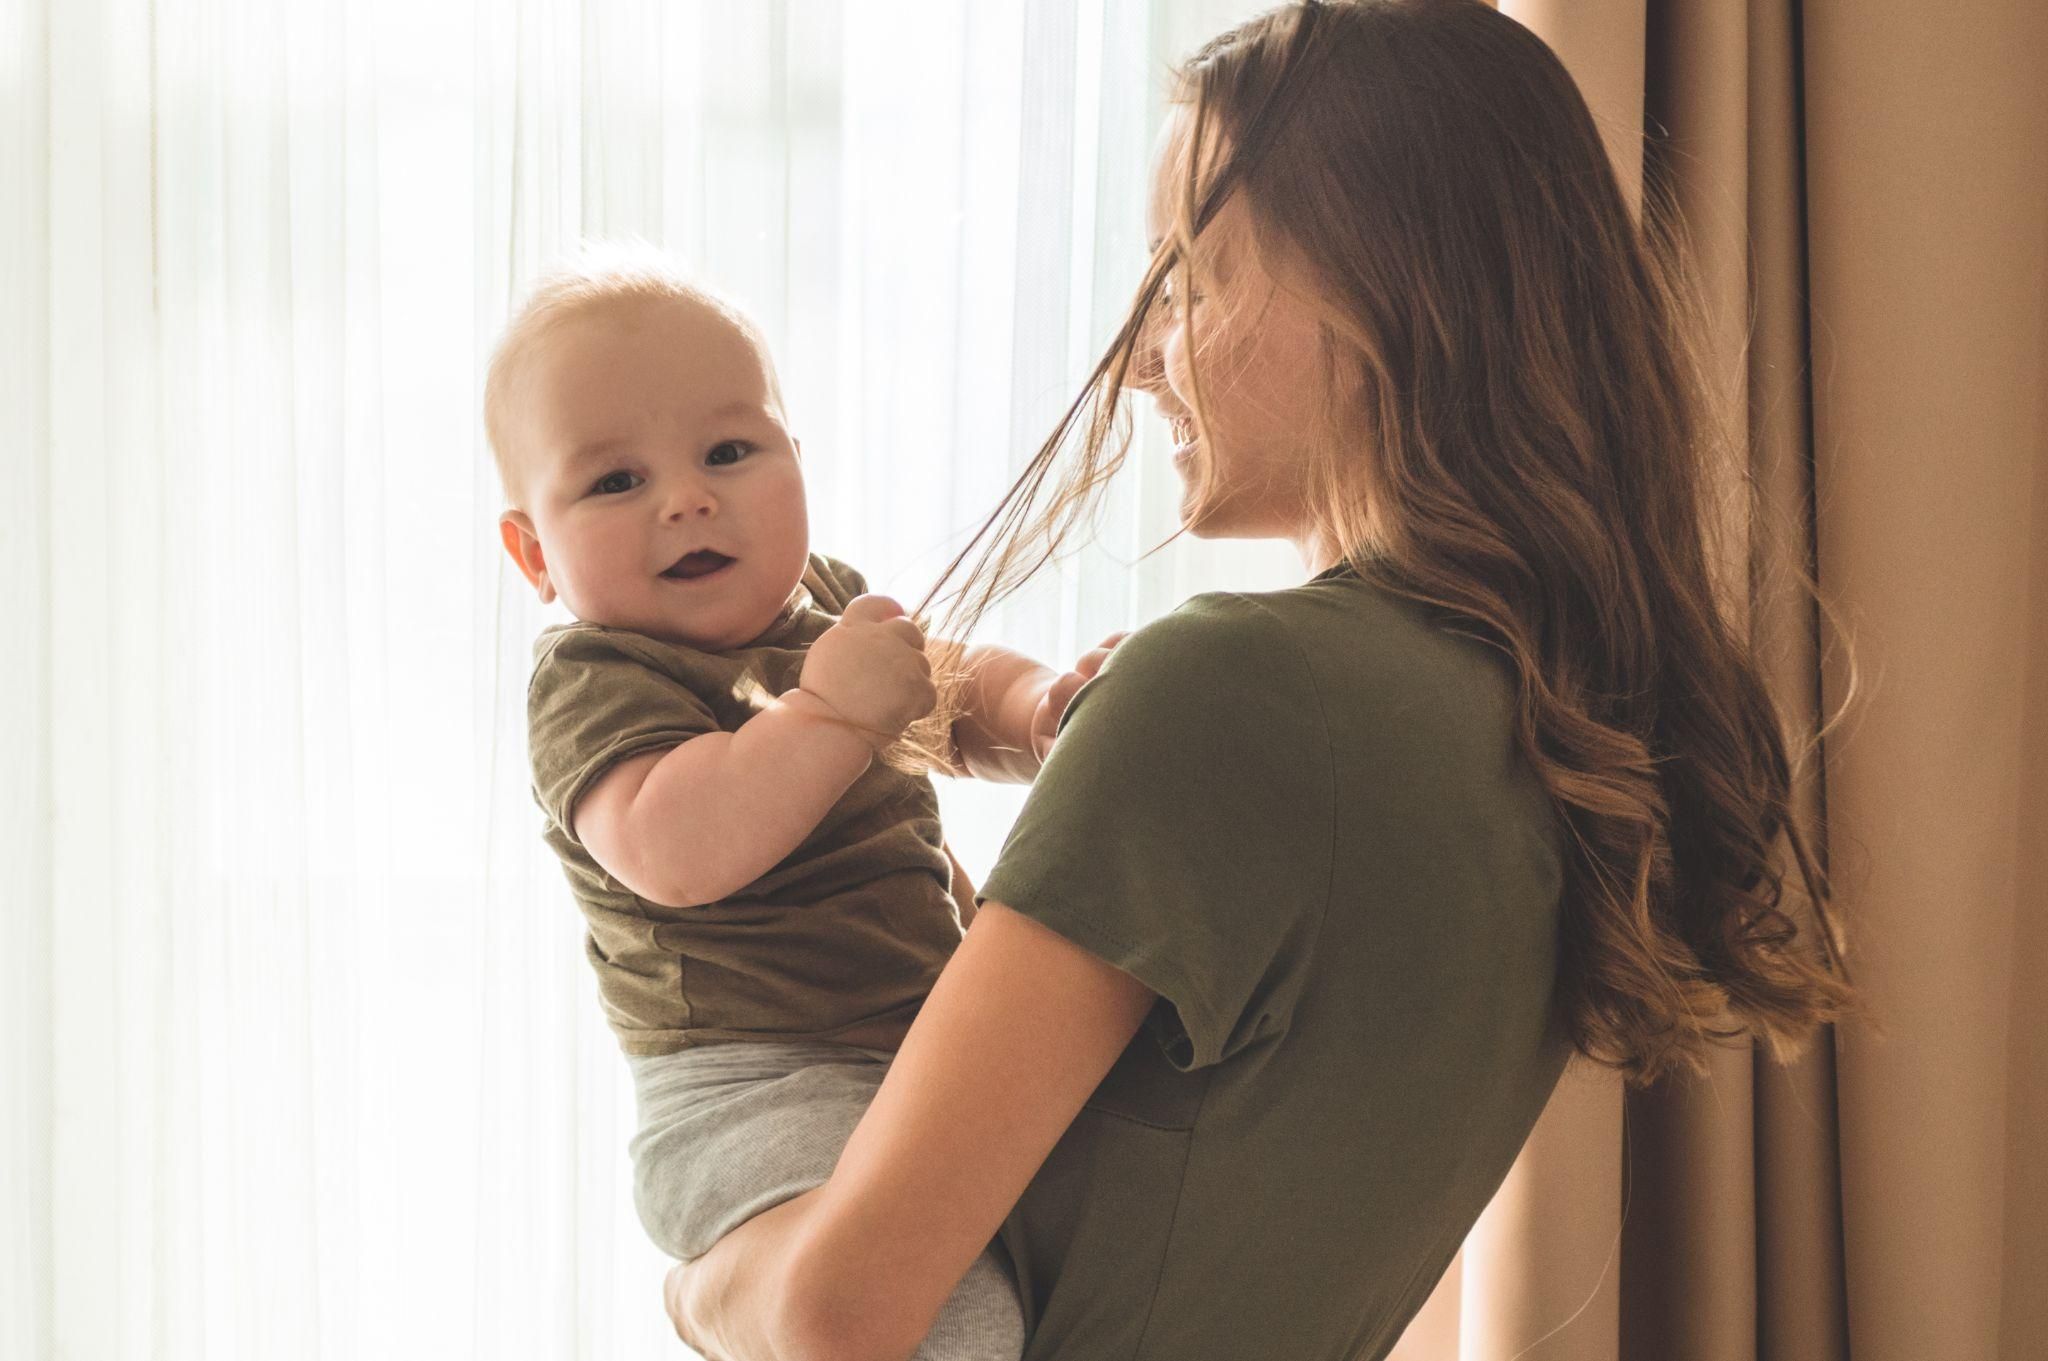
[666,901,1157,1361]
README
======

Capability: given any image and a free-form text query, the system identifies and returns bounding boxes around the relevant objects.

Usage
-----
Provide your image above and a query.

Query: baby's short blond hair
[483,241,784,508]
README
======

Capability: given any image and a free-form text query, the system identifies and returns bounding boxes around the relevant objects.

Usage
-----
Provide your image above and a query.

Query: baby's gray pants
[626,1039,1026,1360]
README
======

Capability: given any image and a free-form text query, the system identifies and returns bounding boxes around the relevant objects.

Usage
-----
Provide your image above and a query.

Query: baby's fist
[800,594,937,745]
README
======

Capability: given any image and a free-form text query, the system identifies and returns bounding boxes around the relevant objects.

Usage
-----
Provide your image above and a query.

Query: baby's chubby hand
[798,594,938,747]
[1028,631,1129,762]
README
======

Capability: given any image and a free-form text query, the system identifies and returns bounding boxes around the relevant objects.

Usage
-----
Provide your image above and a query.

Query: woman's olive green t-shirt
[982,566,1573,1361]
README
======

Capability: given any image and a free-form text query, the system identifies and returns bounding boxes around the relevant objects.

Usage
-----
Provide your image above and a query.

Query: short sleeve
[527,627,720,846]
[978,593,1334,1071]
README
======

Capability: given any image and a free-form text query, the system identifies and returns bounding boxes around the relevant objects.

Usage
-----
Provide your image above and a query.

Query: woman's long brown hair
[916,0,1864,1087]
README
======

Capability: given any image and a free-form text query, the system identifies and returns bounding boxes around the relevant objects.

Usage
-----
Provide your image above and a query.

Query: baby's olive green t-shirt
[982,565,1574,1360]
[525,552,961,1056]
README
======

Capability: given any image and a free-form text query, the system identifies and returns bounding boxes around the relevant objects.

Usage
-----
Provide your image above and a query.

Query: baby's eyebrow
[565,437,630,470]
[558,401,779,471]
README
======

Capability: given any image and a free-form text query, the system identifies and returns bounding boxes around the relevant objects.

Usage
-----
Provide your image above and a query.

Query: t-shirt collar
[740,572,821,649]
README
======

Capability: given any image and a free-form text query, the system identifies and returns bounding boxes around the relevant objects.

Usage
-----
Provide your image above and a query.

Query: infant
[486,249,1094,1357]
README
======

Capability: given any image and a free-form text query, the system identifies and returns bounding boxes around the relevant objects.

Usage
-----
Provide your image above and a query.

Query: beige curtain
[1389,2,2048,1358]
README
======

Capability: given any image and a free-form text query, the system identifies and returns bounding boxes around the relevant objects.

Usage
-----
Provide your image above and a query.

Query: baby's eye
[591,470,641,496]
[705,441,751,467]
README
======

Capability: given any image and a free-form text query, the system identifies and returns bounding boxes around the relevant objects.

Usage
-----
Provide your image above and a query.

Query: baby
[486,248,1093,1357]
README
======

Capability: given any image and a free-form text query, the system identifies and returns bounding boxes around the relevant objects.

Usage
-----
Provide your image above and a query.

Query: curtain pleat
[1803,1,2048,1357]
[1397,2,2048,1359]
[2,0,56,1354]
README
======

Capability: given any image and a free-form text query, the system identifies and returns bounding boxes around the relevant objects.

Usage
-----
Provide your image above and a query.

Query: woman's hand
[1027,632,1128,763]
[663,1259,714,1356]
[661,1190,821,1361]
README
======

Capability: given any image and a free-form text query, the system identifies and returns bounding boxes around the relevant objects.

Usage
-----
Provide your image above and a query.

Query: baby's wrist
[1003,667,1060,744]
[780,686,893,754]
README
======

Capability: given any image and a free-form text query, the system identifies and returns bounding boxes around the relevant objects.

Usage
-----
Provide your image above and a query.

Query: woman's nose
[1123,308,1167,397]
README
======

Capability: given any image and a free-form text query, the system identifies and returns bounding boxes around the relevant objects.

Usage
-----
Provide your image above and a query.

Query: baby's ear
[792,437,803,461]
[499,511,556,604]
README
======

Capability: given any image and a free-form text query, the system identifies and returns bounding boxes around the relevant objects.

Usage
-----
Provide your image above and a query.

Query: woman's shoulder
[1070,570,1523,771]
[1098,589,1314,704]
[1090,575,1416,713]
[1053,594,1333,797]
[1122,571,1448,687]
[1244,569,1517,701]
[1118,572,1528,787]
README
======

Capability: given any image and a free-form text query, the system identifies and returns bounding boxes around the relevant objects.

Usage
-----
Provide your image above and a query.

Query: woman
[664,1,1859,1356]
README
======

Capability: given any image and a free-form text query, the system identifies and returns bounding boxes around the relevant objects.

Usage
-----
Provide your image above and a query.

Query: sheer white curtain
[3,1,1323,1357]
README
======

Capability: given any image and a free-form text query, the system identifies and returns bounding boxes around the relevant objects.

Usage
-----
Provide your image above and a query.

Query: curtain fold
[1394,2,2048,1358]
[1804,1,2047,1356]
[2,0,55,1356]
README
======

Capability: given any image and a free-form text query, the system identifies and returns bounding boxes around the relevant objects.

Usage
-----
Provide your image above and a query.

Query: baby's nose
[665,480,717,517]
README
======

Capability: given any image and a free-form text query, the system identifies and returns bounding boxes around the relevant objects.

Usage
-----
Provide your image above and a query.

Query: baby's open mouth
[661,550,735,581]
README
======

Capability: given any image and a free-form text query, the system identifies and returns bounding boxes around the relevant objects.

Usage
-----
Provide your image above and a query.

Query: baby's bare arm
[938,642,1058,785]
[573,690,874,908]
[577,594,937,908]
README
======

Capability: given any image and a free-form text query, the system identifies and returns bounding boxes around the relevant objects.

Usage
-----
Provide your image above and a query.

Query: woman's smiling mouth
[661,550,736,582]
